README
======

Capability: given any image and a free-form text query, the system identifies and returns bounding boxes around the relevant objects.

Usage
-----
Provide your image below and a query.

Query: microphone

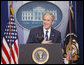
[36,33,44,43]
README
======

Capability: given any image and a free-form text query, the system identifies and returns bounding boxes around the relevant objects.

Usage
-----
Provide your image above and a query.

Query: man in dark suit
[27,12,61,44]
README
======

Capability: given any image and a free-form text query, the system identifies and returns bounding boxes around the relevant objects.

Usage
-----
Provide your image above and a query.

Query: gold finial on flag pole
[71,1,73,8]
[70,1,73,16]
[9,1,14,15]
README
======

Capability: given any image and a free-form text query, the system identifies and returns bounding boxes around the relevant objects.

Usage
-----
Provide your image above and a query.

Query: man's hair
[42,12,55,21]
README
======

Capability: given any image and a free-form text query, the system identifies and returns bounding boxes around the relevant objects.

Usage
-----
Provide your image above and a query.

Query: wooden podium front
[19,43,64,64]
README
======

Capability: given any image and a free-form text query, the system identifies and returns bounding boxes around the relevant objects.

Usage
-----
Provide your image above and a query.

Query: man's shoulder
[30,26,43,32]
[51,28,61,35]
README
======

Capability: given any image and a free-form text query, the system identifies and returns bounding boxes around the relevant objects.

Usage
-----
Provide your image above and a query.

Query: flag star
[13,19,14,21]
[6,29,8,31]
[10,22,13,24]
[13,33,14,35]
[15,36,16,39]
[10,40,11,42]
[9,33,10,35]
[7,40,9,42]
[5,36,7,38]
[11,40,13,42]
[11,18,14,21]
[14,29,16,32]
[11,18,12,20]
[8,29,9,31]
[5,29,7,31]
[15,33,17,35]
[16,30,17,32]
[13,36,14,39]
[14,26,15,28]
[8,25,9,28]
[6,32,8,35]
[11,36,12,38]
[11,40,12,42]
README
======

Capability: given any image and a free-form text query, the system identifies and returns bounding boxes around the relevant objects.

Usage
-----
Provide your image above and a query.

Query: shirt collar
[43,27,51,32]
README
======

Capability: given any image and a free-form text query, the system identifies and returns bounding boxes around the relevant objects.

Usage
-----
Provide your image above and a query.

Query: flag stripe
[1,50,9,64]
[11,46,17,64]
[12,43,18,64]
[14,41,18,64]
[3,37,10,52]
[1,54,7,64]
[2,43,10,63]
[14,40,18,57]
[11,56,14,64]
[2,37,11,64]
[1,56,6,64]
[1,61,3,64]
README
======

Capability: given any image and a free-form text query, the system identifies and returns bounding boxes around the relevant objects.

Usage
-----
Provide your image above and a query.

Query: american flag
[1,4,18,64]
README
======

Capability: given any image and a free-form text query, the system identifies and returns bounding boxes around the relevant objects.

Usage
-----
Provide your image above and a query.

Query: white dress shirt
[43,27,51,40]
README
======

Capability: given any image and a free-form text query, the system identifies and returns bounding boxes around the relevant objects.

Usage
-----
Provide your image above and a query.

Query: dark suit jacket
[27,26,61,43]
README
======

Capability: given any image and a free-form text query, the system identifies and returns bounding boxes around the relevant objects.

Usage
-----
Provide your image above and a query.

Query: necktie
[45,31,48,41]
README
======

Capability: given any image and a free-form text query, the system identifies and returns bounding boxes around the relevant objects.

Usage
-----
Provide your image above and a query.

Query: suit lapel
[50,28,55,40]
[40,26,44,35]
[40,26,44,40]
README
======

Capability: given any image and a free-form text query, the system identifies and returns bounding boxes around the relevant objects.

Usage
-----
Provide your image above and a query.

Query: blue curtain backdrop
[76,1,83,64]
[1,1,8,46]
[1,1,83,64]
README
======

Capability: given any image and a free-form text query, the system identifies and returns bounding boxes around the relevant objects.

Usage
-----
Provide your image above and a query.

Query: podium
[19,43,64,64]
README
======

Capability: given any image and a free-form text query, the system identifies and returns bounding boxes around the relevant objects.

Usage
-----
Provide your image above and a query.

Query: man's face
[43,14,54,30]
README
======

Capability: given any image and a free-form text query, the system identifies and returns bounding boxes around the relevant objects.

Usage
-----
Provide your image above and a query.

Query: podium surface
[19,43,64,64]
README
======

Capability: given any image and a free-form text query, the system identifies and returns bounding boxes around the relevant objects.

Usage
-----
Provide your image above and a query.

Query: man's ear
[52,21,54,25]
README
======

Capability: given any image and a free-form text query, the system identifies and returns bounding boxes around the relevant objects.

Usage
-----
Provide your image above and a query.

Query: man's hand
[41,38,52,44]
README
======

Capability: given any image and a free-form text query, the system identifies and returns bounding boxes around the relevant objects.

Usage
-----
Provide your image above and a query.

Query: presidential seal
[32,47,49,64]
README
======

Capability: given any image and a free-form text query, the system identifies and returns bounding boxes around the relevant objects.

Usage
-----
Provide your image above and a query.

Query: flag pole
[69,1,73,63]
[69,1,72,50]
[66,1,73,53]
[65,1,73,64]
